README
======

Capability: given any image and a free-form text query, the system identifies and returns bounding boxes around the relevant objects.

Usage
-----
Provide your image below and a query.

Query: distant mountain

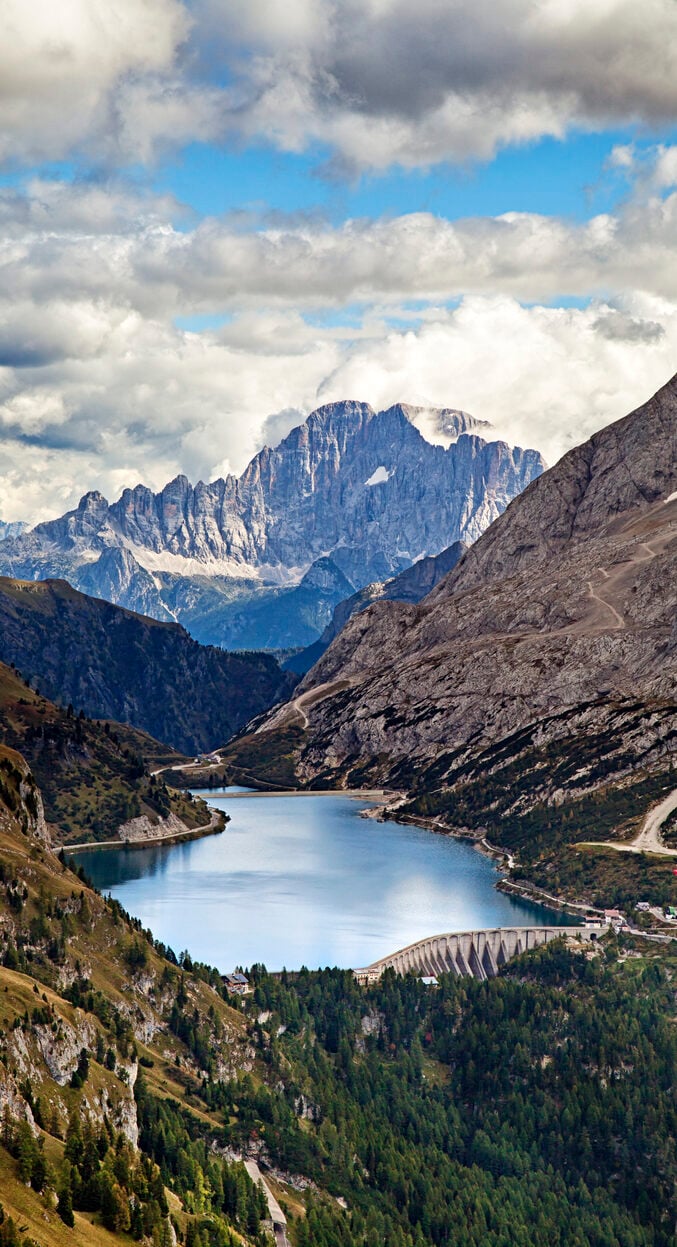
[227,375,677,899]
[285,541,467,674]
[0,577,296,756]
[156,556,356,650]
[0,401,545,649]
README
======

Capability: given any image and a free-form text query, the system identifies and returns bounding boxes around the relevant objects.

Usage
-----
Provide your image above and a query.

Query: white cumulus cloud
[2,0,677,170]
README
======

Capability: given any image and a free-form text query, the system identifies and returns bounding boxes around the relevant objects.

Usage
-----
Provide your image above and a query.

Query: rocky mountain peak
[397,404,491,445]
[0,396,546,648]
[0,519,28,543]
[434,369,677,601]
[77,489,108,512]
[298,556,354,596]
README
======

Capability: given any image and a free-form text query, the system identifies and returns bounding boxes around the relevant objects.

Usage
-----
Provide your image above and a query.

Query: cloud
[608,144,635,171]
[653,146,677,190]
[2,0,677,171]
[0,166,676,524]
[317,294,677,460]
[0,0,190,164]
[4,175,677,317]
[1,286,676,524]
[187,0,677,171]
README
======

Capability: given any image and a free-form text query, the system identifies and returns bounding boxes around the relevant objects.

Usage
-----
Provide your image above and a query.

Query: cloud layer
[3,0,677,170]
[2,4,677,523]
[1,171,677,521]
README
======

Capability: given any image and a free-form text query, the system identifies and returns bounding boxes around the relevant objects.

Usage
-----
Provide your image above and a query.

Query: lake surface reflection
[69,790,573,971]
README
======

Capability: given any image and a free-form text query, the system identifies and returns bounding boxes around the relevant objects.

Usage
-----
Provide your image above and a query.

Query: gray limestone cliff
[242,374,677,829]
[0,401,545,649]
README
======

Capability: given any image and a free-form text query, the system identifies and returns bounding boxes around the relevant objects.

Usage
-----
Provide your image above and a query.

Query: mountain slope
[0,401,544,648]
[285,541,467,674]
[0,578,295,756]
[0,765,277,1246]
[228,374,677,896]
[0,661,213,844]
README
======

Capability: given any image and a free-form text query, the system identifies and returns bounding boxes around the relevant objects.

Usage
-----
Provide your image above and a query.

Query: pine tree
[57,1165,75,1227]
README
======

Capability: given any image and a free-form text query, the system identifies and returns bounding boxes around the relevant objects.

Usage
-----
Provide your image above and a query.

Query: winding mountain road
[579,788,677,857]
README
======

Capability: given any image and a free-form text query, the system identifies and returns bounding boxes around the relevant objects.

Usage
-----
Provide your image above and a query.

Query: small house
[222,971,250,995]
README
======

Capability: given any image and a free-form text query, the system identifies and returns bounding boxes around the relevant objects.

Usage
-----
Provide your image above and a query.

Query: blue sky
[1,0,677,522]
[158,129,645,225]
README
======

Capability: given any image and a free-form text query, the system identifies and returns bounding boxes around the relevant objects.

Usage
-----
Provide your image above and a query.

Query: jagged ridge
[0,401,545,648]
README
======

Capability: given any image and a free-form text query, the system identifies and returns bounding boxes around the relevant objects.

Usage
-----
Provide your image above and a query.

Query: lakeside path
[63,808,224,853]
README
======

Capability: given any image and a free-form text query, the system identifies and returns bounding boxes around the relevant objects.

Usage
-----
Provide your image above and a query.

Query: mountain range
[0,401,545,651]
[227,374,677,898]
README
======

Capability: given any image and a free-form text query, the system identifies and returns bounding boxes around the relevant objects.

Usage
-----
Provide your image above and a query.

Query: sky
[2,0,677,522]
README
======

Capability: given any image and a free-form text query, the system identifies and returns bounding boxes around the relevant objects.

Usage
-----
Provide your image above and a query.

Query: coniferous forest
[144,939,677,1247]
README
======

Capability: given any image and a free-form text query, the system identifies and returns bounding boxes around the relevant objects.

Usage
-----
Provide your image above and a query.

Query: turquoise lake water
[69,790,573,972]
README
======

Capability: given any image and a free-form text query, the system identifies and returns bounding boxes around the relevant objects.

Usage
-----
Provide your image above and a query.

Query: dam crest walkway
[354,926,593,983]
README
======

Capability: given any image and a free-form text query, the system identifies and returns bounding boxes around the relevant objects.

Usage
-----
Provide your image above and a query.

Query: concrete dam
[354,926,594,983]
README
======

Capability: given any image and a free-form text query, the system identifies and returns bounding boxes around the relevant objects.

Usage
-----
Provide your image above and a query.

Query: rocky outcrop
[0,401,545,649]
[78,546,174,621]
[0,745,47,842]
[245,373,677,826]
[0,520,27,543]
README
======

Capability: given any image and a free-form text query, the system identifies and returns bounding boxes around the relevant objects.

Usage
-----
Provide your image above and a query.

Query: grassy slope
[0,774,261,1245]
[0,662,211,843]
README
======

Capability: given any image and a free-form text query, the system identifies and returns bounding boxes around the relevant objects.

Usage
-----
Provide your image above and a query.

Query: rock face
[78,546,175,622]
[0,401,545,649]
[0,577,296,755]
[245,374,677,834]
[0,520,27,542]
[0,745,47,843]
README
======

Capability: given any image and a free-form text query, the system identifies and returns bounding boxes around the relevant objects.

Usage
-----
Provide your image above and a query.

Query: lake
[69,789,574,972]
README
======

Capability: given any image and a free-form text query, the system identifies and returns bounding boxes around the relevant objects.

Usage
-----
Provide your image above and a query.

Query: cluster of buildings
[583,910,625,933]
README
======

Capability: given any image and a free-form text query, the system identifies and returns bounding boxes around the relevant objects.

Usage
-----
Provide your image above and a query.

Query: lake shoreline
[368,805,588,922]
[218,787,391,801]
[67,789,571,972]
[64,809,225,854]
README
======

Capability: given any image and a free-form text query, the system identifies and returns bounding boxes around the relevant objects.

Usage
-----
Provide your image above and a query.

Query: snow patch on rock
[365,466,391,486]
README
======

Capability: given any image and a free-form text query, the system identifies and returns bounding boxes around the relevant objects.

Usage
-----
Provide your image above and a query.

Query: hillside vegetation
[0,578,296,756]
[0,663,211,844]
[0,759,276,1246]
